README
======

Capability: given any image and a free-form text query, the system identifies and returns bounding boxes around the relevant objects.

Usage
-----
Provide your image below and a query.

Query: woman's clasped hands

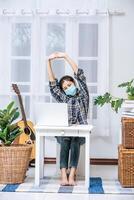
[48,52,67,60]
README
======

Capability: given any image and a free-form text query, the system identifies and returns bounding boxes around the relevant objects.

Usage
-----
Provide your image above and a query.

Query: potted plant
[94,79,134,112]
[0,101,32,184]
[118,79,134,100]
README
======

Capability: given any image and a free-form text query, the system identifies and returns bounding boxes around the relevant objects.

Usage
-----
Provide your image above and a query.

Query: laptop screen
[34,102,69,127]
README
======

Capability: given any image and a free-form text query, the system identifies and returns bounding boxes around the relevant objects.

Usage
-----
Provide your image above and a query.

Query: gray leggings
[60,137,80,169]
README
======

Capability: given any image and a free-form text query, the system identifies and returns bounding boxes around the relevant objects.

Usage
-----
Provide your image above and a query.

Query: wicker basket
[121,117,134,148]
[0,144,32,184]
[118,145,134,187]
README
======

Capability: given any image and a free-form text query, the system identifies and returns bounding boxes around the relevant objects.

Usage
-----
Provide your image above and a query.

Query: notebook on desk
[34,102,69,127]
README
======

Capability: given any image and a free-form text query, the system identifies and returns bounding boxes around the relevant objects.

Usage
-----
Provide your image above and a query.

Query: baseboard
[44,157,118,165]
[90,158,118,165]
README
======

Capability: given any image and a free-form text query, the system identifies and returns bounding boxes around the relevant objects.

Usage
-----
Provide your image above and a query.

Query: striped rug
[1,176,134,194]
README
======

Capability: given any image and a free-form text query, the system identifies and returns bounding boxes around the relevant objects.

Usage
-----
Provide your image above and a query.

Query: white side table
[34,125,93,188]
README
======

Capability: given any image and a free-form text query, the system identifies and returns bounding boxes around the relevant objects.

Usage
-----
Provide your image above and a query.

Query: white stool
[56,142,85,178]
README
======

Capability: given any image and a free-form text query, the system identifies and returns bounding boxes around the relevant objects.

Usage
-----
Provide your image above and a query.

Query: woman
[47,52,89,186]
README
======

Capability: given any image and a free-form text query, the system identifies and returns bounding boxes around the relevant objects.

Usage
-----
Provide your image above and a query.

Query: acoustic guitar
[12,84,35,163]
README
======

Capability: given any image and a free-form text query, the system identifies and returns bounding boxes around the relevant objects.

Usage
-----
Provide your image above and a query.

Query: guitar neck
[18,94,28,127]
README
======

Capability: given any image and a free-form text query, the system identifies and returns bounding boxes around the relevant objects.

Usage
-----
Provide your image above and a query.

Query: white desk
[34,124,93,188]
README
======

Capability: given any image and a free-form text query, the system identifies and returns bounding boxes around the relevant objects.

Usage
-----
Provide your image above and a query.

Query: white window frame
[9,17,33,118]
[0,15,109,136]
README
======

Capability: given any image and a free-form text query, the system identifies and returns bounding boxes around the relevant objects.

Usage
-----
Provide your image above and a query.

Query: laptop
[34,102,69,127]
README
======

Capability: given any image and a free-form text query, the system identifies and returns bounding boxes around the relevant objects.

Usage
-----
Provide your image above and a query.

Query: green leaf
[7,101,14,113]
[10,126,20,135]
[9,127,22,142]
[118,79,134,97]
[94,93,112,106]
[127,86,134,96]
[3,127,8,136]
[2,127,11,142]
[129,79,134,85]
[0,129,6,141]
[0,118,9,129]
[5,141,12,146]
[111,100,115,108]
[104,93,112,103]
[10,112,19,123]
[9,132,21,143]
[9,124,18,132]
[111,98,123,113]
[0,101,21,145]
[0,111,4,118]
[0,131,6,142]
[118,81,130,87]
[9,108,18,119]
[114,100,120,113]
[3,109,7,114]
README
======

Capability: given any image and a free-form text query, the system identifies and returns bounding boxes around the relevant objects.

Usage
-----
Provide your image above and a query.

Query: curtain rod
[0,9,125,17]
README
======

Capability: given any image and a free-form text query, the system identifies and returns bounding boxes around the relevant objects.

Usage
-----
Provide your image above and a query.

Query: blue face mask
[64,85,77,96]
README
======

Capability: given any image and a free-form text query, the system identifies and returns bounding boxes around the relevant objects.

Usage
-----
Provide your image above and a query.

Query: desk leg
[40,136,45,178]
[35,133,40,186]
[85,134,90,188]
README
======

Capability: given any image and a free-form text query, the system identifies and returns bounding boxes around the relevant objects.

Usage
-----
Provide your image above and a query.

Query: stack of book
[121,100,134,118]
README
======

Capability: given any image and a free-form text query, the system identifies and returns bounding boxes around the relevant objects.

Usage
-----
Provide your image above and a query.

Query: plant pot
[128,95,134,100]
[0,144,32,184]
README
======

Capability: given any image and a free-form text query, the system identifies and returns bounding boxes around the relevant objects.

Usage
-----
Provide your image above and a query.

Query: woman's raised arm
[64,53,78,74]
[55,52,78,74]
[47,53,57,82]
[47,52,79,81]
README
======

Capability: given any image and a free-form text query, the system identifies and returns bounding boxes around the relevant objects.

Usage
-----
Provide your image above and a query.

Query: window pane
[45,85,50,93]
[25,96,30,118]
[11,23,31,56]
[11,85,30,93]
[92,97,97,119]
[79,24,98,57]
[11,60,30,82]
[92,104,97,119]
[88,86,97,94]
[46,60,65,81]
[45,96,50,102]
[78,60,97,83]
[16,85,30,93]
[46,23,65,56]
[37,96,50,102]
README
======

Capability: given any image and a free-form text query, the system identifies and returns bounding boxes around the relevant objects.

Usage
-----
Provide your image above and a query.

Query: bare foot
[60,168,69,186]
[68,175,77,186]
[68,167,77,186]
[60,176,69,186]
